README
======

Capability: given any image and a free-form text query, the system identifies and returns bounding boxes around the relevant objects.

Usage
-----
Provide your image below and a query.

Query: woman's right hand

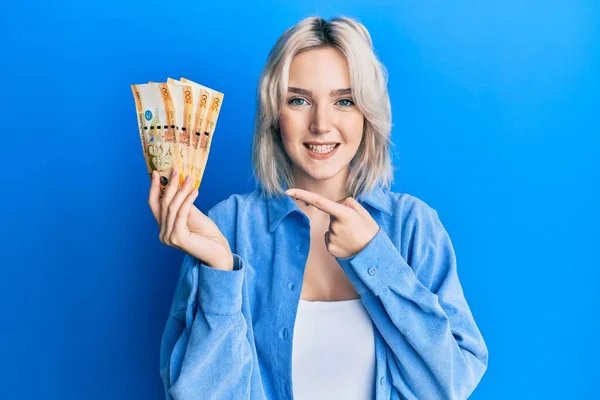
[148,169,234,271]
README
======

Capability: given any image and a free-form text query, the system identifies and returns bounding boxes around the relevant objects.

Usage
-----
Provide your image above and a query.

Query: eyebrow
[288,87,352,97]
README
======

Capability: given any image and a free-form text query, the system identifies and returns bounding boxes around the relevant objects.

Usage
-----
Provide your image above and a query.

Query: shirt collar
[265,183,393,233]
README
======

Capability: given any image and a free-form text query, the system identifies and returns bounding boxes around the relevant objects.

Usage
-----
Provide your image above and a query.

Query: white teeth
[307,144,337,154]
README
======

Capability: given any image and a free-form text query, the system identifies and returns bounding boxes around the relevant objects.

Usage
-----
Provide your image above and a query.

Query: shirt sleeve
[159,201,267,400]
[335,202,489,400]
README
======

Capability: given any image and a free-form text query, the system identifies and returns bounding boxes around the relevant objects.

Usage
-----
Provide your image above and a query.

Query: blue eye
[337,98,355,107]
[289,97,307,106]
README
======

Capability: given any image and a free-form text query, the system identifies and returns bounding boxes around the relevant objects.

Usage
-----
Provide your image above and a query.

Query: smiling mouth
[303,143,340,154]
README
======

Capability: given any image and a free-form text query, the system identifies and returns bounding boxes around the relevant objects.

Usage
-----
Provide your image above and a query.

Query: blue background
[2,0,598,398]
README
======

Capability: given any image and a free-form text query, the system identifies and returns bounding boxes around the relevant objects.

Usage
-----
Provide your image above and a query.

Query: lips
[304,143,340,160]
[303,142,340,146]
[303,143,340,149]
[303,143,339,152]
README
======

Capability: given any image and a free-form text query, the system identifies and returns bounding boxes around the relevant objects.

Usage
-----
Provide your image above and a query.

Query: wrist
[209,253,234,271]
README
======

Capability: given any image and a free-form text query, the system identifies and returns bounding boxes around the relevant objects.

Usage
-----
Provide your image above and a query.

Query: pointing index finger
[285,189,349,218]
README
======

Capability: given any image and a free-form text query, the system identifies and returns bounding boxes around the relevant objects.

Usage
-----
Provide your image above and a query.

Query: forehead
[288,47,351,90]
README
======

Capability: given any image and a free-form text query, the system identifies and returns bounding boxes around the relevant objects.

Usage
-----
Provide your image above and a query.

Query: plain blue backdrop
[1,0,598,398]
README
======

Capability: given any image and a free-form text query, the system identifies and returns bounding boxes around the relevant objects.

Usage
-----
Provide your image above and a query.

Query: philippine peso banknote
[131,79,224,194]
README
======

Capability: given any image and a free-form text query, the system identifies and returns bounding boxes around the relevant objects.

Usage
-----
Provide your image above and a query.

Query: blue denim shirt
[159,185,488,399]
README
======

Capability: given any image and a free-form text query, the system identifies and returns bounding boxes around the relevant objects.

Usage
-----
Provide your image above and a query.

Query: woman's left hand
[285,188,381,258]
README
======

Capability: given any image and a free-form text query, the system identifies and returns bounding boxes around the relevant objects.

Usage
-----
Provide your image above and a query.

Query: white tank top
[291,298,376,400]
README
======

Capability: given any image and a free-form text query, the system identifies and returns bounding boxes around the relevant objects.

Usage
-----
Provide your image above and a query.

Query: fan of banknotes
[131,77,224,193]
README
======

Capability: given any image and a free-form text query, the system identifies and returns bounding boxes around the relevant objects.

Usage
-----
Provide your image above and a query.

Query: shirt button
[280,328,289,340]
[297,241,308,253]
[368,266,377,276]
[288,282,295,291]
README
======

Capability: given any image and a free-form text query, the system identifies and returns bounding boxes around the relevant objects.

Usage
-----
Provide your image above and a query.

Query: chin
[302,164,346,181]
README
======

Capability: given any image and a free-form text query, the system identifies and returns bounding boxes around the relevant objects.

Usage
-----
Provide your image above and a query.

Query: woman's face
[279,47,364,185]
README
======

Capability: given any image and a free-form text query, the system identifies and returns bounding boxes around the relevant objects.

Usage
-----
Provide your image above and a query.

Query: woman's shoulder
[371,187,441,224]
[376,188,453,246]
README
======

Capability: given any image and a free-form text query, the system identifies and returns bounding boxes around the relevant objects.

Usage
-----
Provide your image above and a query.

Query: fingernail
[171,169,177,178]
[185,176,191,184]
[285,190,293,196]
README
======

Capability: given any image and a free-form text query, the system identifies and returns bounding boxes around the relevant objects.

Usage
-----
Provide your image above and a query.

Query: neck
[290,166,350,203]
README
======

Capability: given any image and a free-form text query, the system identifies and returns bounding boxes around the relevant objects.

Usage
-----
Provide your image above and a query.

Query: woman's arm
[159,203,267,400]
[335,201,489,400]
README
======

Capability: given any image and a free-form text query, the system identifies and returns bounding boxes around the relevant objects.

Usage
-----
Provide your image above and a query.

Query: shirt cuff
[336,228,411,297]
[197,253,245,315]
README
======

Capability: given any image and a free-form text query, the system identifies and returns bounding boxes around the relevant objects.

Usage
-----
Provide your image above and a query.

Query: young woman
[150,16,489,400]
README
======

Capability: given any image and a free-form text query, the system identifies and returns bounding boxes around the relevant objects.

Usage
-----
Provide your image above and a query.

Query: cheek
[341,114,364,145]
[279,111,306,145]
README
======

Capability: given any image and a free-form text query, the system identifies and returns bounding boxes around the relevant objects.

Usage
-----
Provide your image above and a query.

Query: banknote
[131,83,176,192]
[167,78,203,183]
[158,82,188,186]
[131,78,224,194]
[178,78,213,190]
[180,77,224,191]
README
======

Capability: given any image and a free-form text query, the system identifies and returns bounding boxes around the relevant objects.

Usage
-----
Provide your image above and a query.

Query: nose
[309,103,333,134]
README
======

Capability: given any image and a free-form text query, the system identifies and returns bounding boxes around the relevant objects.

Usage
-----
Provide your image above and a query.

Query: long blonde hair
[252,16,394,198]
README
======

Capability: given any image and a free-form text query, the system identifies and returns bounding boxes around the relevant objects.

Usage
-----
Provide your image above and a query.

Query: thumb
[187,200,209,223]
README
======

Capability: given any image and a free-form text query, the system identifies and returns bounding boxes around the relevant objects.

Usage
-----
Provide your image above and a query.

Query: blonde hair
[252,16,394,198]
